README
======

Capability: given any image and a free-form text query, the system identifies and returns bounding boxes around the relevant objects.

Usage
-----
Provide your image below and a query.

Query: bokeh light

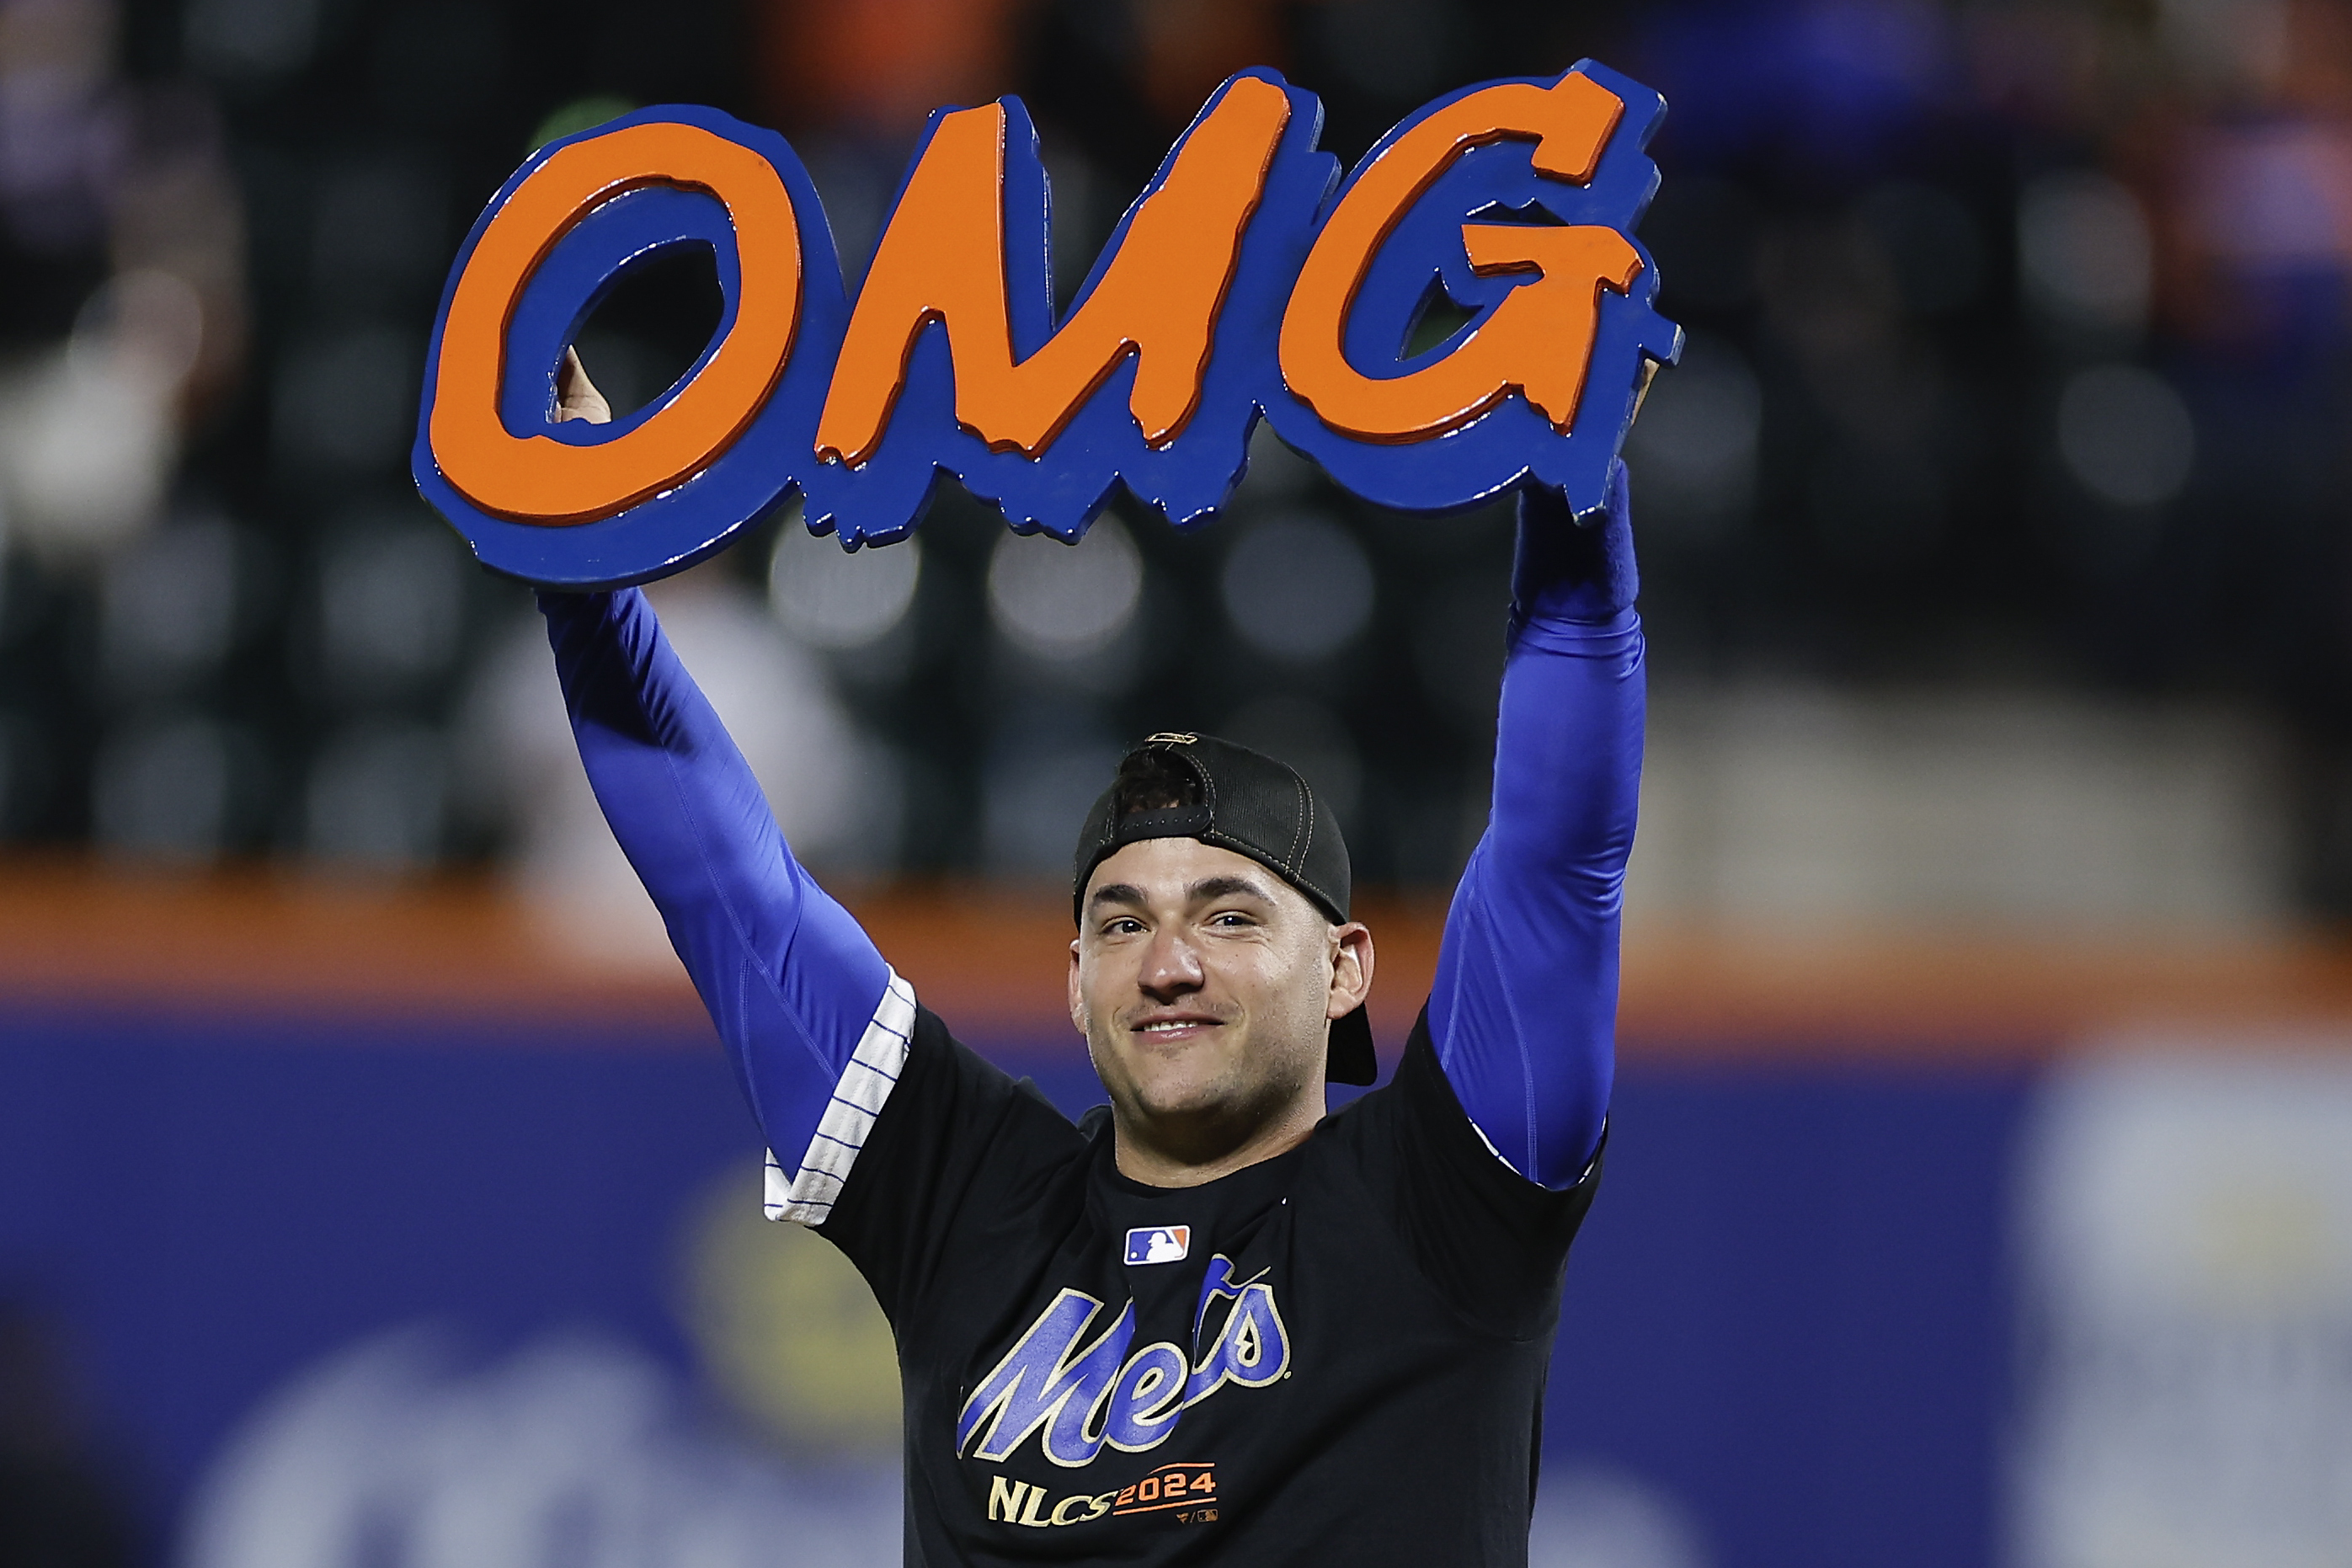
[1219,511,1374,663]
[770,514,923,651]
[2056,365,2196,509]
[986,515,1141,660]
[2018,172,2152,335]
[303,721,446,867]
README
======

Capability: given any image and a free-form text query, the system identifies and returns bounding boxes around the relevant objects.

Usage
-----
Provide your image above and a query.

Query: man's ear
[1068,938,1087,1036]
[1326,921,1375,1019]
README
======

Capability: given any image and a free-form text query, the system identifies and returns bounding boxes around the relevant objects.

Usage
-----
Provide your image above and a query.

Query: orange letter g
[1279,72,1643,445]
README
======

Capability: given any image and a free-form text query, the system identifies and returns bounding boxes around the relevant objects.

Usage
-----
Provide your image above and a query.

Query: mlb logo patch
[1124,1225,1190,1265]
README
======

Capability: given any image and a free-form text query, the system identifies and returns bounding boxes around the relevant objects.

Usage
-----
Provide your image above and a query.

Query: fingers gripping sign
[554,347,611,427]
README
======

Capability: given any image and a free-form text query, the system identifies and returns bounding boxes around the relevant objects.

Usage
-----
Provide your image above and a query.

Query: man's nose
[1137,928,1205,999]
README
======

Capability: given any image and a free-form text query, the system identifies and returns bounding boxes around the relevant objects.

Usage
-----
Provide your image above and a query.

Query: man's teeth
[1141,1020,1201,1032]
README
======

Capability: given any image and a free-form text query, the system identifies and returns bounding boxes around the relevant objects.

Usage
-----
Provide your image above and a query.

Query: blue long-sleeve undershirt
[541,465,1640,1197]
[539,586,891,1153]
[1427,461,1643,1190]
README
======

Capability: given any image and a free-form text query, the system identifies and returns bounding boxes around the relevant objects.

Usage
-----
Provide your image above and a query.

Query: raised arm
[1425,461,1643,1190]
[539,586,909,1224]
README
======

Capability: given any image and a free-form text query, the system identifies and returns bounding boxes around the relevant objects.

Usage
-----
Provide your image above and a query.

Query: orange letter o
[429,121,802,525]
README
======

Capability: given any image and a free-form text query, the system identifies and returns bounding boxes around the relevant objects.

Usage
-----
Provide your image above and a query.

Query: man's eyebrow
[1086,883,1147,912]
[1086,875,1280,913]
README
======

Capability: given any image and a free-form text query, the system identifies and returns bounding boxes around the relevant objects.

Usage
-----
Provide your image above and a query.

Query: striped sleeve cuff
[762,968,916,1228]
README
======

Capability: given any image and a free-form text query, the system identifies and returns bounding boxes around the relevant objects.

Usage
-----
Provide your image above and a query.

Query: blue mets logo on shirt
[957,1256,1288,1467]
[1125,1226,1189,1264]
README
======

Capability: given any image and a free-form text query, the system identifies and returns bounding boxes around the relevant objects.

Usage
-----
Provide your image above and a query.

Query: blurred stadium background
[5,0,2352,1562]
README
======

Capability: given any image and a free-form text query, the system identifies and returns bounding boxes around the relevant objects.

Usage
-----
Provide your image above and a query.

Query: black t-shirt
[819,1001,1603,1566]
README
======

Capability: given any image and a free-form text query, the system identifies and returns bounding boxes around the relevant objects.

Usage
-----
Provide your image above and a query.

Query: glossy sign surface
[413,63,1679,588]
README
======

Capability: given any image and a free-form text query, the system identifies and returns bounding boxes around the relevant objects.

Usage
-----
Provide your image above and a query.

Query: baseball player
[539,358,1642,1564]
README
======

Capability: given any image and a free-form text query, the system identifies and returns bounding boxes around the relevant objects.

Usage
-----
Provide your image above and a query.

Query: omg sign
[413,62,1679,587]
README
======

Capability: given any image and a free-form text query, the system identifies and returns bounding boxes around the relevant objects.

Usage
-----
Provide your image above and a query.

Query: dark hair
[1108,749,1202,817]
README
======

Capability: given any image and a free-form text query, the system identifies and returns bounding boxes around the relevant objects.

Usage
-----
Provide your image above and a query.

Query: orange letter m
[814,76,1291,468]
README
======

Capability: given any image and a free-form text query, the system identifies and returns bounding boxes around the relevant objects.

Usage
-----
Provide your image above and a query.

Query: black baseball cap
[1072,732,1377,1085]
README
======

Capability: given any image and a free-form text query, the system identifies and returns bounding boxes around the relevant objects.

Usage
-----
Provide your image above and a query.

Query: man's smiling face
[1070,836,1369,1179]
